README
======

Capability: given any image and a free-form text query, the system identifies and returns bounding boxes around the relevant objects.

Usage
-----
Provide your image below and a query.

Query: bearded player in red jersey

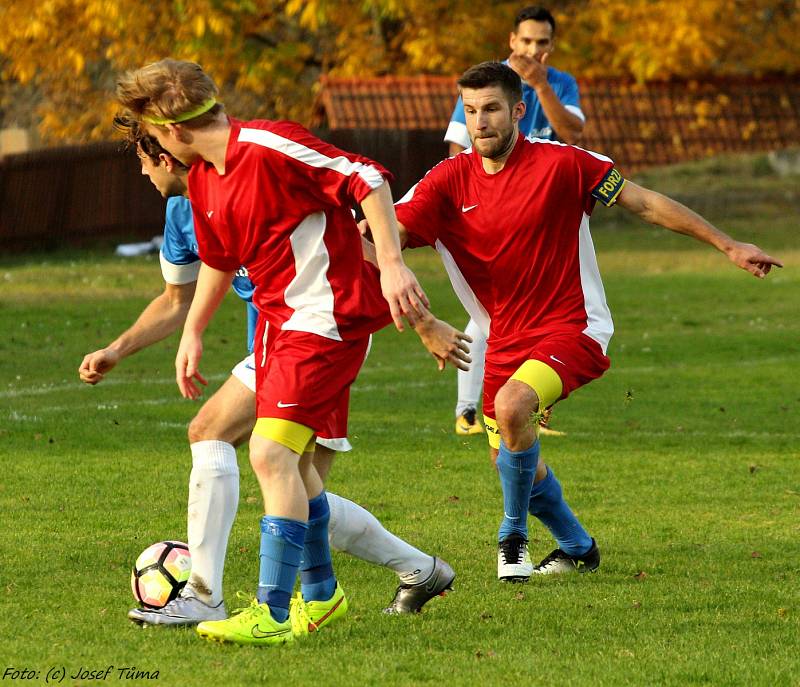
[116,59,470,646]
[390,61,782,583]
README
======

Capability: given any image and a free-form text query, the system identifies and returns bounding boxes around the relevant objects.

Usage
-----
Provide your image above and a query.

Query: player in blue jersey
[446,6,581,438]
[79,121,459,625]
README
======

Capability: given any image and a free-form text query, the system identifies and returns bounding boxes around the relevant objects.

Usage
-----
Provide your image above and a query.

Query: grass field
[1,154,798,686]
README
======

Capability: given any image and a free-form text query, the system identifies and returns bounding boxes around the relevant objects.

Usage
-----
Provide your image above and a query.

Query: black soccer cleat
[383,558,455,614]
[532,538,600,575]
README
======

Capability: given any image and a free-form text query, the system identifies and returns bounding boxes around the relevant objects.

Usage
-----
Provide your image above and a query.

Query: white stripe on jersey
[159,252,201,285]
[282,211,342,341]
[434,240,492,340]
[238,127,385,189]
[524,136,614,165]
[578,212,614,352]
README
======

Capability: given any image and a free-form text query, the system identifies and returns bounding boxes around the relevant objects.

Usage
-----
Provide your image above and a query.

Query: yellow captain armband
[509,360,564,413]
[591,168,626,207]
[253,418,315,456]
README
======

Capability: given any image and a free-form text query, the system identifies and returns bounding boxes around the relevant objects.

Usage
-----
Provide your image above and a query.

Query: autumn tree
[0,0,798,143]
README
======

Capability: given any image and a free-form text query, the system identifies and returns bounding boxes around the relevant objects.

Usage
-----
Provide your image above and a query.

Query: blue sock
[496,439,539,542]
[257,516,307,623]
[528,466,592,556]
[300,492,337,602]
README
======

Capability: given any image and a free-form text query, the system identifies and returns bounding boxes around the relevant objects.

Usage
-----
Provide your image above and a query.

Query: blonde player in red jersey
[116,59,470,646]
[389,61,782,583]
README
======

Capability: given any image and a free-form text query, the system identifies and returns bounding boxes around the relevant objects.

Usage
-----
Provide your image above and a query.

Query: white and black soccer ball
[130,541,191,609]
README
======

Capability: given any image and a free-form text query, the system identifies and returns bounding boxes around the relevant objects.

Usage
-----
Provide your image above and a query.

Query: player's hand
[725,241,783,278]
[413,312,472,371]
[379,260,430,331]
[175,333,208,399]
[78,348,120,385]
[508,52,549,88]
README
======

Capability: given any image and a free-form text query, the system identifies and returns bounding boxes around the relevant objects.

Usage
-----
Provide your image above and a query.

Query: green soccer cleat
[289,583,348,636]
[196,596,293,646]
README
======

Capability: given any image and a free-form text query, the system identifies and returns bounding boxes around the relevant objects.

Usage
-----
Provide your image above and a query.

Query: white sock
[455,318,487,417]
[187,440,239,605]
[326,492,434,585]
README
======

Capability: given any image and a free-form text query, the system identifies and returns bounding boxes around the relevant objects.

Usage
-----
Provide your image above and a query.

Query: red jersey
[189,118,393,341]
[397,134,622,354]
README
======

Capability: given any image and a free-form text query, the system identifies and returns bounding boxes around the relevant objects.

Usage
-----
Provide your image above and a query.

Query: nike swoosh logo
[277,401,299,408]
[206,210,214,219]
[251,624,288,639]
[461,204,478,213]
[307,595,344,632]
[549,355,566,366]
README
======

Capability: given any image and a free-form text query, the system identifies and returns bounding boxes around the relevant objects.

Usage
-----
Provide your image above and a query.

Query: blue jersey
[160,196,259,352]
[444,62,584,149]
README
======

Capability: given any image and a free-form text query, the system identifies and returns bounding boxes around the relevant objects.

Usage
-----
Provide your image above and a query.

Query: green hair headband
[142,97,217,125]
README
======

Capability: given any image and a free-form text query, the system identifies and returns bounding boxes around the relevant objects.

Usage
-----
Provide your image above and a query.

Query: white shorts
[231,353,352,453]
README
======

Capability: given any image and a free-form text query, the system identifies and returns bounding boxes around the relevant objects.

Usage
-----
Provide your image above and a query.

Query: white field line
[6,402,797,440]
[4,352,795,402]
[0,374,230,400]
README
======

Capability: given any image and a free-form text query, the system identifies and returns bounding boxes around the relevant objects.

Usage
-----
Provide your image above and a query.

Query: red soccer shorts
[254,319,369,439]
[482,329,610,420]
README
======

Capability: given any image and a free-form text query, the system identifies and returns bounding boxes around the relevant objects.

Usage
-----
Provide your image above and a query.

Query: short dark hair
[514,6,556,33]
[112,112,188,169]
[457,62,523,107]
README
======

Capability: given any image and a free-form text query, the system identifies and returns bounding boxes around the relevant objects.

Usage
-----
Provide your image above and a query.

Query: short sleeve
[239,122,393,210]
[559,73,582,115]
[160,197,201,284]
[571,147,625,210]
[443,96,471,149]
[395,164,454,249]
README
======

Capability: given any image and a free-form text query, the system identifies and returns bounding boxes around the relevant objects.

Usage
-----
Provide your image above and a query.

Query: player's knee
[187,408,217,443]
[494,381,538,435]
[247,443,283,479]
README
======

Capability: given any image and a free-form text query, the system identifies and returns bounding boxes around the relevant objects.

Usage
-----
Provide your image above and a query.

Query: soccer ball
[130,541,191,608]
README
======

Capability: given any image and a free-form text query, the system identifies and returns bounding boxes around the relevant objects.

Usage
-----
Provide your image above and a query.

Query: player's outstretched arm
[78,281,196,385]
[615,181,783,279]
[176,264,235,399]
[360,182,430,331]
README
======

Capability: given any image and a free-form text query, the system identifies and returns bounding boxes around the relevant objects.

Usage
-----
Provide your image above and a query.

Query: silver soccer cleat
[128,593,227,627]
[383,558,456,614]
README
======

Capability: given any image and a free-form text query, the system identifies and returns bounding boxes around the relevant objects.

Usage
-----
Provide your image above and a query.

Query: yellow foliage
[0,0,798,143]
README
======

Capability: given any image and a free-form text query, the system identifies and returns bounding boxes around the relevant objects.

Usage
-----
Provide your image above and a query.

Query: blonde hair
[116,59,222,128]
